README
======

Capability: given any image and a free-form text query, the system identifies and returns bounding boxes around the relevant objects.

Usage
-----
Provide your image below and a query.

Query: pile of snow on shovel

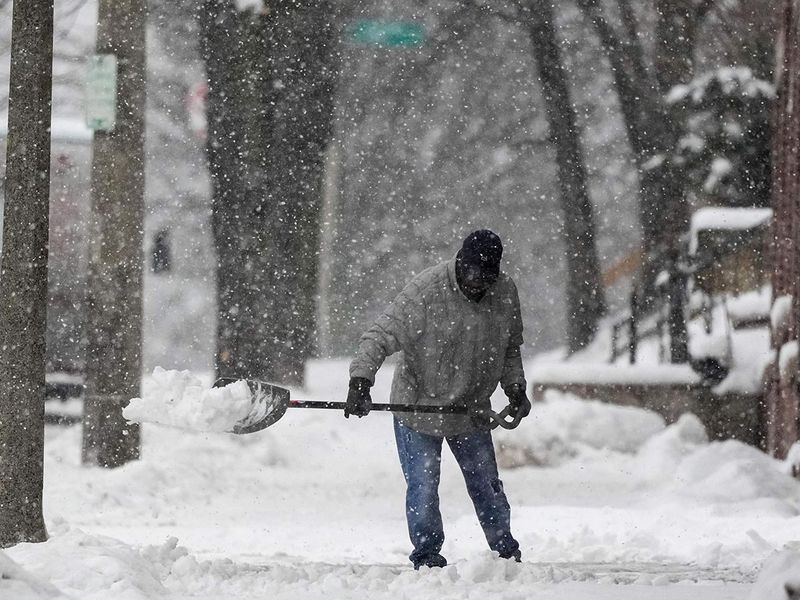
[123,367,252,432]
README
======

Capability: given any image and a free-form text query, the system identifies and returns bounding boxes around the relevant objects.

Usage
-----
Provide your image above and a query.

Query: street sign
[348,20,425,47]
[85,54,117,131]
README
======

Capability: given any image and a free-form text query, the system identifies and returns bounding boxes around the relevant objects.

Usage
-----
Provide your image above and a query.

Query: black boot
[413,554,448,570]
[499,548,522,562]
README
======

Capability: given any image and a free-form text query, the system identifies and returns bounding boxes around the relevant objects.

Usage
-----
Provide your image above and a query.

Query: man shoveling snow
[346,229,531,569]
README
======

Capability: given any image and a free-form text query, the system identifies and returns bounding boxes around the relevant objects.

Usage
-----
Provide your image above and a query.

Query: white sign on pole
[86,54,117,131]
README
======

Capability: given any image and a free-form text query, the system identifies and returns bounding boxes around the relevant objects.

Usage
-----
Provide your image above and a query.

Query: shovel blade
[216,378,291,434]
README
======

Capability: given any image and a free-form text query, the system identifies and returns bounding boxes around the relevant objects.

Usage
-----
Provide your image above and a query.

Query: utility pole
[0,0,54,546]
[82,0,147,467]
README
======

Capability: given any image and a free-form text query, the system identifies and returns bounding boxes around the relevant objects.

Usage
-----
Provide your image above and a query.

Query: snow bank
[8,530,166,599]
[499,391,800,509]
[530,363,700,386]
[672,439,800,504]
[634,413,708,481]
[41,420,286,524]
[123,367,253,432]
[749,551,800,600]
[0,550,62,599]
[496,390,666,466]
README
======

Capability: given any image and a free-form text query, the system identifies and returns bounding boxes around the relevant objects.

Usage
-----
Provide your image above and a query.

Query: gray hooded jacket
[349,257,526,436]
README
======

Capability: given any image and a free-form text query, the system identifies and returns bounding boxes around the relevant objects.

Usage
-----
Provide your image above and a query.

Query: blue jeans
[393,418,519,564]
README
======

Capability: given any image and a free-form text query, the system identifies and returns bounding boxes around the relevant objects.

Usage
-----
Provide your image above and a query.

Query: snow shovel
[216,378,524,434]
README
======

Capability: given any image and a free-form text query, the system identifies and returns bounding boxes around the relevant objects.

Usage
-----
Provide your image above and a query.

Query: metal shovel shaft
[222,378,468,434]
[289,400,467,414]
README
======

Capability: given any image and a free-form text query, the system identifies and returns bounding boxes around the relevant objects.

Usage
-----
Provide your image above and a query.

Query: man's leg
[447,429,520,559]
[393,418,447,567]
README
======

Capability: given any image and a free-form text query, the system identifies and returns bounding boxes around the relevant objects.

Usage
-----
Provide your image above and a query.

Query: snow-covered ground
[3,360,800,599]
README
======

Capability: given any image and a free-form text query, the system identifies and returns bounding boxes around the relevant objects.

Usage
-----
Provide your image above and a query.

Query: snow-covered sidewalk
[4,360,799,598]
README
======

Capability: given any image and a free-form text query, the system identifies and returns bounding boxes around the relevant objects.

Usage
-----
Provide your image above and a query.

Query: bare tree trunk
[200,0,337,386]
[0,0,54,546]
[82,0,146,468]
[199,0,267,381]
[261,0,337,384]
[522,0,606,352]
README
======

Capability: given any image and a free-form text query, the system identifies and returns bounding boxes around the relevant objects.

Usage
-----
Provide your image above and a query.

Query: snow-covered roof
[689,207,773,255]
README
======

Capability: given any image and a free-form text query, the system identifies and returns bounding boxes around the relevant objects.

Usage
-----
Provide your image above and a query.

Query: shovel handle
[472,405,524,430]
[289,400,467,414]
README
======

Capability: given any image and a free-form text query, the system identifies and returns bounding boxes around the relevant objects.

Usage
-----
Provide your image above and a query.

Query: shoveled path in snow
[133,557,753,599]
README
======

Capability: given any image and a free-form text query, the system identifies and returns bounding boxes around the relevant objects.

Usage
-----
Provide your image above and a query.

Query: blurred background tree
[199,0,336,386]
[0,0,780,389]
[668,67,773,209]
[572,0,776,303]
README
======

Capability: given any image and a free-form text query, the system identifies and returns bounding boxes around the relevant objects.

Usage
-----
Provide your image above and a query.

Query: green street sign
[85,54,117,131]
[348,20,425,47]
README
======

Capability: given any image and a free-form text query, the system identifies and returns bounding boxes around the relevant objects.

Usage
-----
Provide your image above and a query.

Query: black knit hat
[460,229,503,273]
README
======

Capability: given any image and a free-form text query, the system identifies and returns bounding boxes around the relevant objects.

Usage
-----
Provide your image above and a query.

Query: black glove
[345,377,372,418]
[469,409,493,430]
[506,384,531,419]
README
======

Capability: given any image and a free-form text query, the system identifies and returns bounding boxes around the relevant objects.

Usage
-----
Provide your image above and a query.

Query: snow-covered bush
[668,67,774,208]
[0,550,61,599]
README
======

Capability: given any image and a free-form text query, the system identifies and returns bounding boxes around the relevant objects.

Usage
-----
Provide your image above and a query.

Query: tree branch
[574,0,649,159]
[616,0,657,99]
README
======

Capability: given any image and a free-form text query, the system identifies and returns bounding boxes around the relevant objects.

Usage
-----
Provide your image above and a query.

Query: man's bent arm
[349,286,424,384]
